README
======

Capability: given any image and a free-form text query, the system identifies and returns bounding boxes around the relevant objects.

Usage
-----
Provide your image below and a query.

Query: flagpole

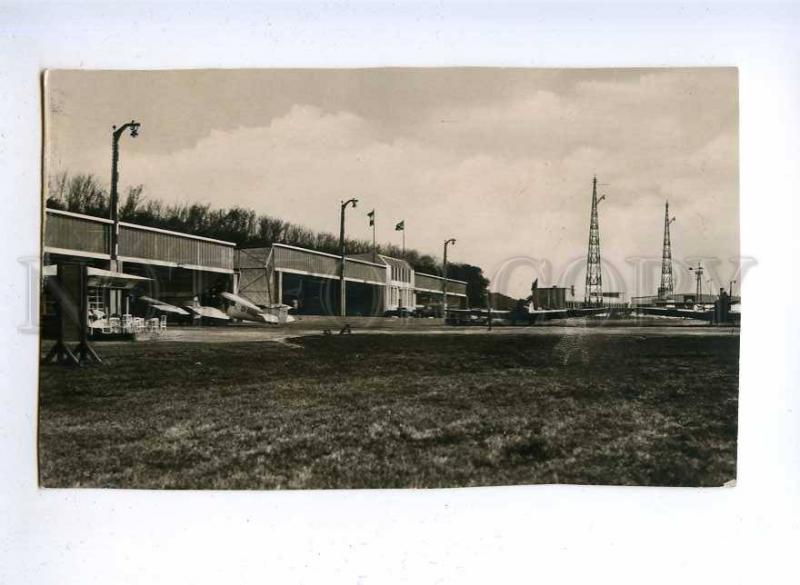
[395,219,405,256]
[371,211,376,262]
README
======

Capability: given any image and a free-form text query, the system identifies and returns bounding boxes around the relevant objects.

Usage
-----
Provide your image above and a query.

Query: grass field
[38,331,739,489]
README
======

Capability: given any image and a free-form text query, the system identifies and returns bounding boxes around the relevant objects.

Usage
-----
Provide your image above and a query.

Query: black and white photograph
[38,67,741,489]
[6,3,800,585]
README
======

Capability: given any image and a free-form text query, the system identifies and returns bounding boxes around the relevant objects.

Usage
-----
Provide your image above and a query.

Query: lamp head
[129,122,140,138]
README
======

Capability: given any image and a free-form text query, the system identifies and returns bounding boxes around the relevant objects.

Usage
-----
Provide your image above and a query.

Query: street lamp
[442,238,456,321]
[110,120,141,267]
[339,198,359,317]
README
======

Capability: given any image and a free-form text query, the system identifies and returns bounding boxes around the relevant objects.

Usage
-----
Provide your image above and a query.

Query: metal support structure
[43,263,102,367]
[659,201,676,300]
[338,198,358,317]
[442,238,456,320]
[584,176,606,306]
[689,261,704,300]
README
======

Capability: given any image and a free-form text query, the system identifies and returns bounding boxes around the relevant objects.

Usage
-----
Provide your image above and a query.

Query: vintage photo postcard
[38,68,739,489]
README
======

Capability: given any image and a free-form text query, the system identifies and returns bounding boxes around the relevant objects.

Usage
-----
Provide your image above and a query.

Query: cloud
[47,69,738,298]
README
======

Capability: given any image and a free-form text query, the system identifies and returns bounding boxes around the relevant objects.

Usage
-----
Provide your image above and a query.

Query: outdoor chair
[108,317,121,334]
[122,314,134,334]
[147,317,160,335]
[133,317,146,334]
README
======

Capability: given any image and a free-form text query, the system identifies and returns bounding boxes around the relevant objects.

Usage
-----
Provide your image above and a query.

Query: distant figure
[339,324,352,335]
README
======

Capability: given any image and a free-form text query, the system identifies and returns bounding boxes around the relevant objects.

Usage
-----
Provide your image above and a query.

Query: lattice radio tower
[584,176,606,307]
[658,200,676,300]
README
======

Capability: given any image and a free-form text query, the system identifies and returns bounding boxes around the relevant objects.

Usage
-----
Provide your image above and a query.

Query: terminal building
[42,208,467,320]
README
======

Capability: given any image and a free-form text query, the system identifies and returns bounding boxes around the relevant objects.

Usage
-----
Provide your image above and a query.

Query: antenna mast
[658,201,675,300]
[584,176,604,307]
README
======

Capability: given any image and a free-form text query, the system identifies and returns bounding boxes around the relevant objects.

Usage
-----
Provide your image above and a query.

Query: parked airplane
[184,299,231,324]
[258,303,296,324]
[218,291,279,324]
[446,308,514,326]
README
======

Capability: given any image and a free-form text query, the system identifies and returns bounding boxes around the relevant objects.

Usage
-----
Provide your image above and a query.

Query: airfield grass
[38,332,739,489]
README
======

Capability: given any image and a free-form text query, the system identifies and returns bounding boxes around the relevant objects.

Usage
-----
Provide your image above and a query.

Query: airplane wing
[219,291,262,312]
[634,306,714,320]
[139,295,191,316]
[185,305,231,321]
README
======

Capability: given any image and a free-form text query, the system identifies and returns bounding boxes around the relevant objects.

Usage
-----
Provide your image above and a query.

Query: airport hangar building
[42,208,467,318]
[237,246,467,316]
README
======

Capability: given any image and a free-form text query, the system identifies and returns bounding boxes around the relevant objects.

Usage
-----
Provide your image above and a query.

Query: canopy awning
[86,267,152,289]
[42,265,152,290]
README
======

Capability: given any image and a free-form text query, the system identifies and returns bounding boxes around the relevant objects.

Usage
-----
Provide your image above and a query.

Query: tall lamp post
[109,120,140,318]
[110,120,141,269]
[339,198,359,317]
[442,238,456,321]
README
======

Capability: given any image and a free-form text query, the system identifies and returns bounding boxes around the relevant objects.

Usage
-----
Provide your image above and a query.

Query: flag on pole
[368,210,375,227]
[395,220,404,231]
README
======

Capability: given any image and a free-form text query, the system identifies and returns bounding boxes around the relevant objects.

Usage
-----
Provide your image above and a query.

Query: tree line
[46,172,492,306]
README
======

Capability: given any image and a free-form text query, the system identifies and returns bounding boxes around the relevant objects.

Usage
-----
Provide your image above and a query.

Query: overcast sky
[44,68,738,298]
